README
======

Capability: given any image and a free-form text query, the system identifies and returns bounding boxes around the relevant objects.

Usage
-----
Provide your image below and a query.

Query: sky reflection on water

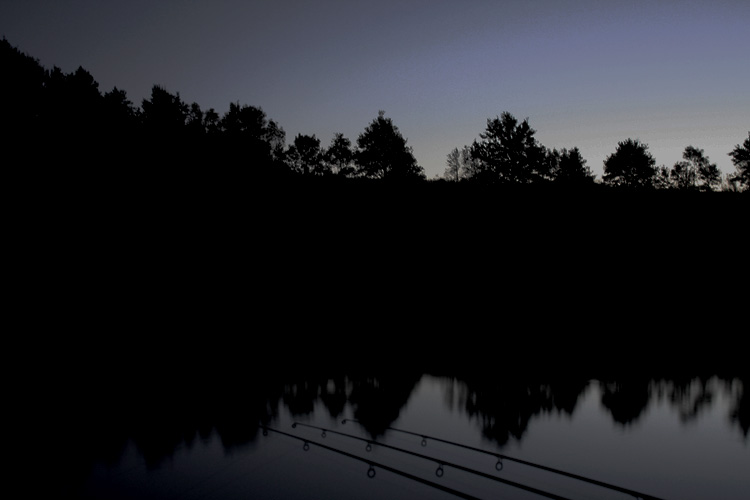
[75,371,748,500]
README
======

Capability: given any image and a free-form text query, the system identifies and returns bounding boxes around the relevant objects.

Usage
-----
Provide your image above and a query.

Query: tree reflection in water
[58,364,746,497]
[447,374,747,446]
[49,342,750,498]
[445,375,591,446]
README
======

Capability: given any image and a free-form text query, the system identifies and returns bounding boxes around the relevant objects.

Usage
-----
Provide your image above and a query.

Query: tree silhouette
[671,158,697,190]
[264,119,287,163]
[603,139,657,188]
[325,133,356,176]
[141,85,188,136]
[66,66,103,133]
[3,36,748,196]
[677,146,721,191]
[221,102,264,138]
[42,66,70,130]
[547,147,595,185]
[139,85,192,168]
[444,146,477,182]
[219,102,286,169]
[0,38,46,137]
[185,102,206,136]
[102,87,139,131]
[203,108,221,135]
[445,147,462,182]
[653,165,672,190]
[469,112,548,184]
[356,111,424,180]
[100,87,140,166]
[40,65,104,147]
[694,148,721,191]
[286,134,326,175]
[728,132,750,192]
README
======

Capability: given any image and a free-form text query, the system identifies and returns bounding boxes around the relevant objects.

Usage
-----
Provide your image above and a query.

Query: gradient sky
[2,0,748,179]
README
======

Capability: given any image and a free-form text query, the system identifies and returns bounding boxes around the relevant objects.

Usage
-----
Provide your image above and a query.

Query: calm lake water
[70,369,747,500]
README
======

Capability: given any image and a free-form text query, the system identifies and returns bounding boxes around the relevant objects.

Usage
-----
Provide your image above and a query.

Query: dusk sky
[2,0,748,179]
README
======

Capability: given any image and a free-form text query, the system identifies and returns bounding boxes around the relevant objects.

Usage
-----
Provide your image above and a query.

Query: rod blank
[261,426,482,500]
[293,422,573,500]
[341,419,664,500]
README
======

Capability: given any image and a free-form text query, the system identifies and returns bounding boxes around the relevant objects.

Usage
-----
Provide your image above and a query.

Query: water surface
[71,369,748,499]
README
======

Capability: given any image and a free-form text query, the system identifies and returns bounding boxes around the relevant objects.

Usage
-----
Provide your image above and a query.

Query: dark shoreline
[15,174,747,384]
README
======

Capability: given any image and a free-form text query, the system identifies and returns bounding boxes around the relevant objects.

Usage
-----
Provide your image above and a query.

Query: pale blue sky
[2,0,748,178]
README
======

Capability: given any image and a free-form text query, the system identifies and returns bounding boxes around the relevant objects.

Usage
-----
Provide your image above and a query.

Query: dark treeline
[8,36,747,439]
[5,35,746,341]
[445,113,750,192]
[6,35,747,376]
[1,38,424,188]
[3,37,749,194]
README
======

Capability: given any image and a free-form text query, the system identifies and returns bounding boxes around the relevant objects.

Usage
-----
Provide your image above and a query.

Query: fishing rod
[341,419,664,500]
[292,422,574,500]
[259,425,482,500]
